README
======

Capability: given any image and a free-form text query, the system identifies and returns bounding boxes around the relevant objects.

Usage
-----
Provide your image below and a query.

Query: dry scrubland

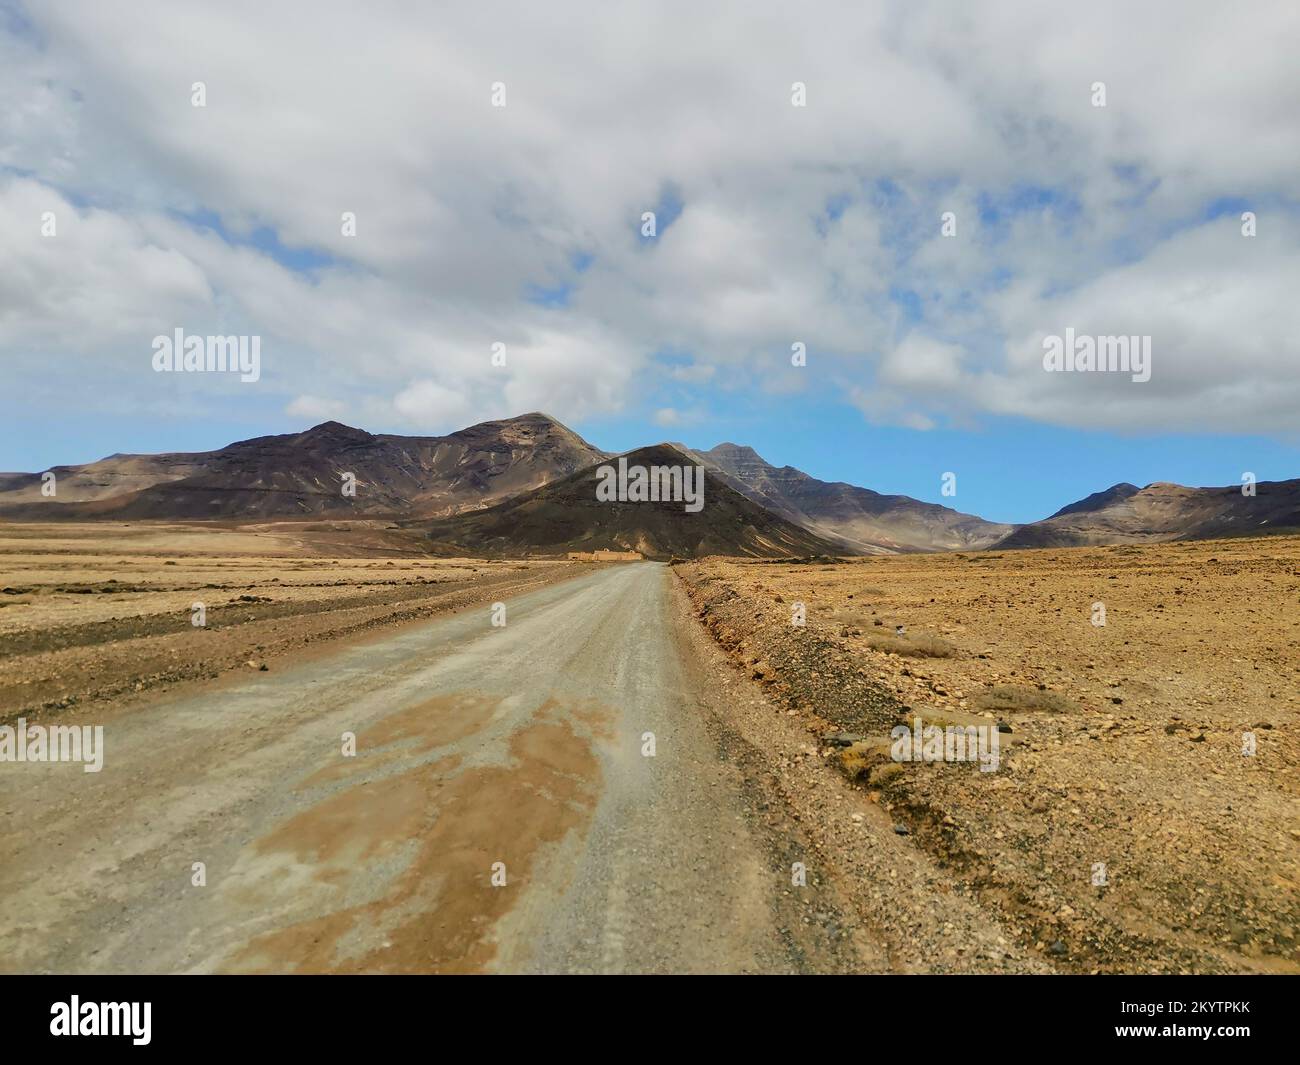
[678,535,1300,974]
[0,522,576,721]
[4,521,1295,974]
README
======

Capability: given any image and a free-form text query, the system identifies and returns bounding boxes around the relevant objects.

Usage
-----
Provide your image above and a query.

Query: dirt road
[0,563,899,973]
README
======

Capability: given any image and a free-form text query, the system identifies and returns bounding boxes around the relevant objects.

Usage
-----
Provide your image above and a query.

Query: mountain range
[2,412,1297,556]
[0,414,604,521]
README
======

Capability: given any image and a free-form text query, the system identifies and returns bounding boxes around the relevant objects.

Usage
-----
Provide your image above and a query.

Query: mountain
[993,480,1300,549]
[411,444,847,561]
[0,413,606,520]
[681,442,1015,553]
[1045,482,1141,519]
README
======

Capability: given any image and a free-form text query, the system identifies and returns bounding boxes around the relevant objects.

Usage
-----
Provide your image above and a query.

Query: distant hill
[681,442,1015,553]
[411,444,847,560]
[993,480,1300,548]
[0,413,606,520]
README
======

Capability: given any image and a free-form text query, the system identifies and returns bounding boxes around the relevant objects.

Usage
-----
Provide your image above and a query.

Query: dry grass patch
[972,684,1078,715]
[861,630,958,658]
[833,738,894,781]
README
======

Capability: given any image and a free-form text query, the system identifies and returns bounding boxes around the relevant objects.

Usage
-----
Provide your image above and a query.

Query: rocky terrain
[676,535,1300,973]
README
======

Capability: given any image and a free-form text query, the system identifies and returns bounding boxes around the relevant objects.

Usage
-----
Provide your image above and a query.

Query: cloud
[651,405,708,429]
[1,0,1297,439]
[285,394,345,422]
[392,379,473,430]
[976,217,1300,432]
[879,335,966,390]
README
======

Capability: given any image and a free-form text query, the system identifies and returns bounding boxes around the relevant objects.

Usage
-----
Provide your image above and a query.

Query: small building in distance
[566,549,642,562]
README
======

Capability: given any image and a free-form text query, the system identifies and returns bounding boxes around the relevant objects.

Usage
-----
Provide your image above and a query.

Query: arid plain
[0,521,578,720]
[679,534,1300,972]
[2,521,1296,973]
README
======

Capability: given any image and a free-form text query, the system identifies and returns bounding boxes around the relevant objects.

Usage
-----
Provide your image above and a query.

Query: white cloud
[879,335,966,390]
[392,379,475,431]
[1,0,1297,438]
[285,394,345,422]
[976,218,1300,431]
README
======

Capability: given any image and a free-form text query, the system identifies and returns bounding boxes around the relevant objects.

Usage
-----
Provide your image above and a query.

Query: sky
[1,0,1298,524]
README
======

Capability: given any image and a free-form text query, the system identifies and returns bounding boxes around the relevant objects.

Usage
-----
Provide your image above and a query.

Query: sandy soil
[676,535,1300,974]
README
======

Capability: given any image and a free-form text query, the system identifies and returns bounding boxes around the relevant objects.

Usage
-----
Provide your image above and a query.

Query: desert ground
[0,521,576,720]
[678,534,1300,973]
[0,522,1296,974]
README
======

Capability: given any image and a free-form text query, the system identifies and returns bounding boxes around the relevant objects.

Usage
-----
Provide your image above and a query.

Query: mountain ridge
[678,441,1016,554]
[0,412,606,521]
